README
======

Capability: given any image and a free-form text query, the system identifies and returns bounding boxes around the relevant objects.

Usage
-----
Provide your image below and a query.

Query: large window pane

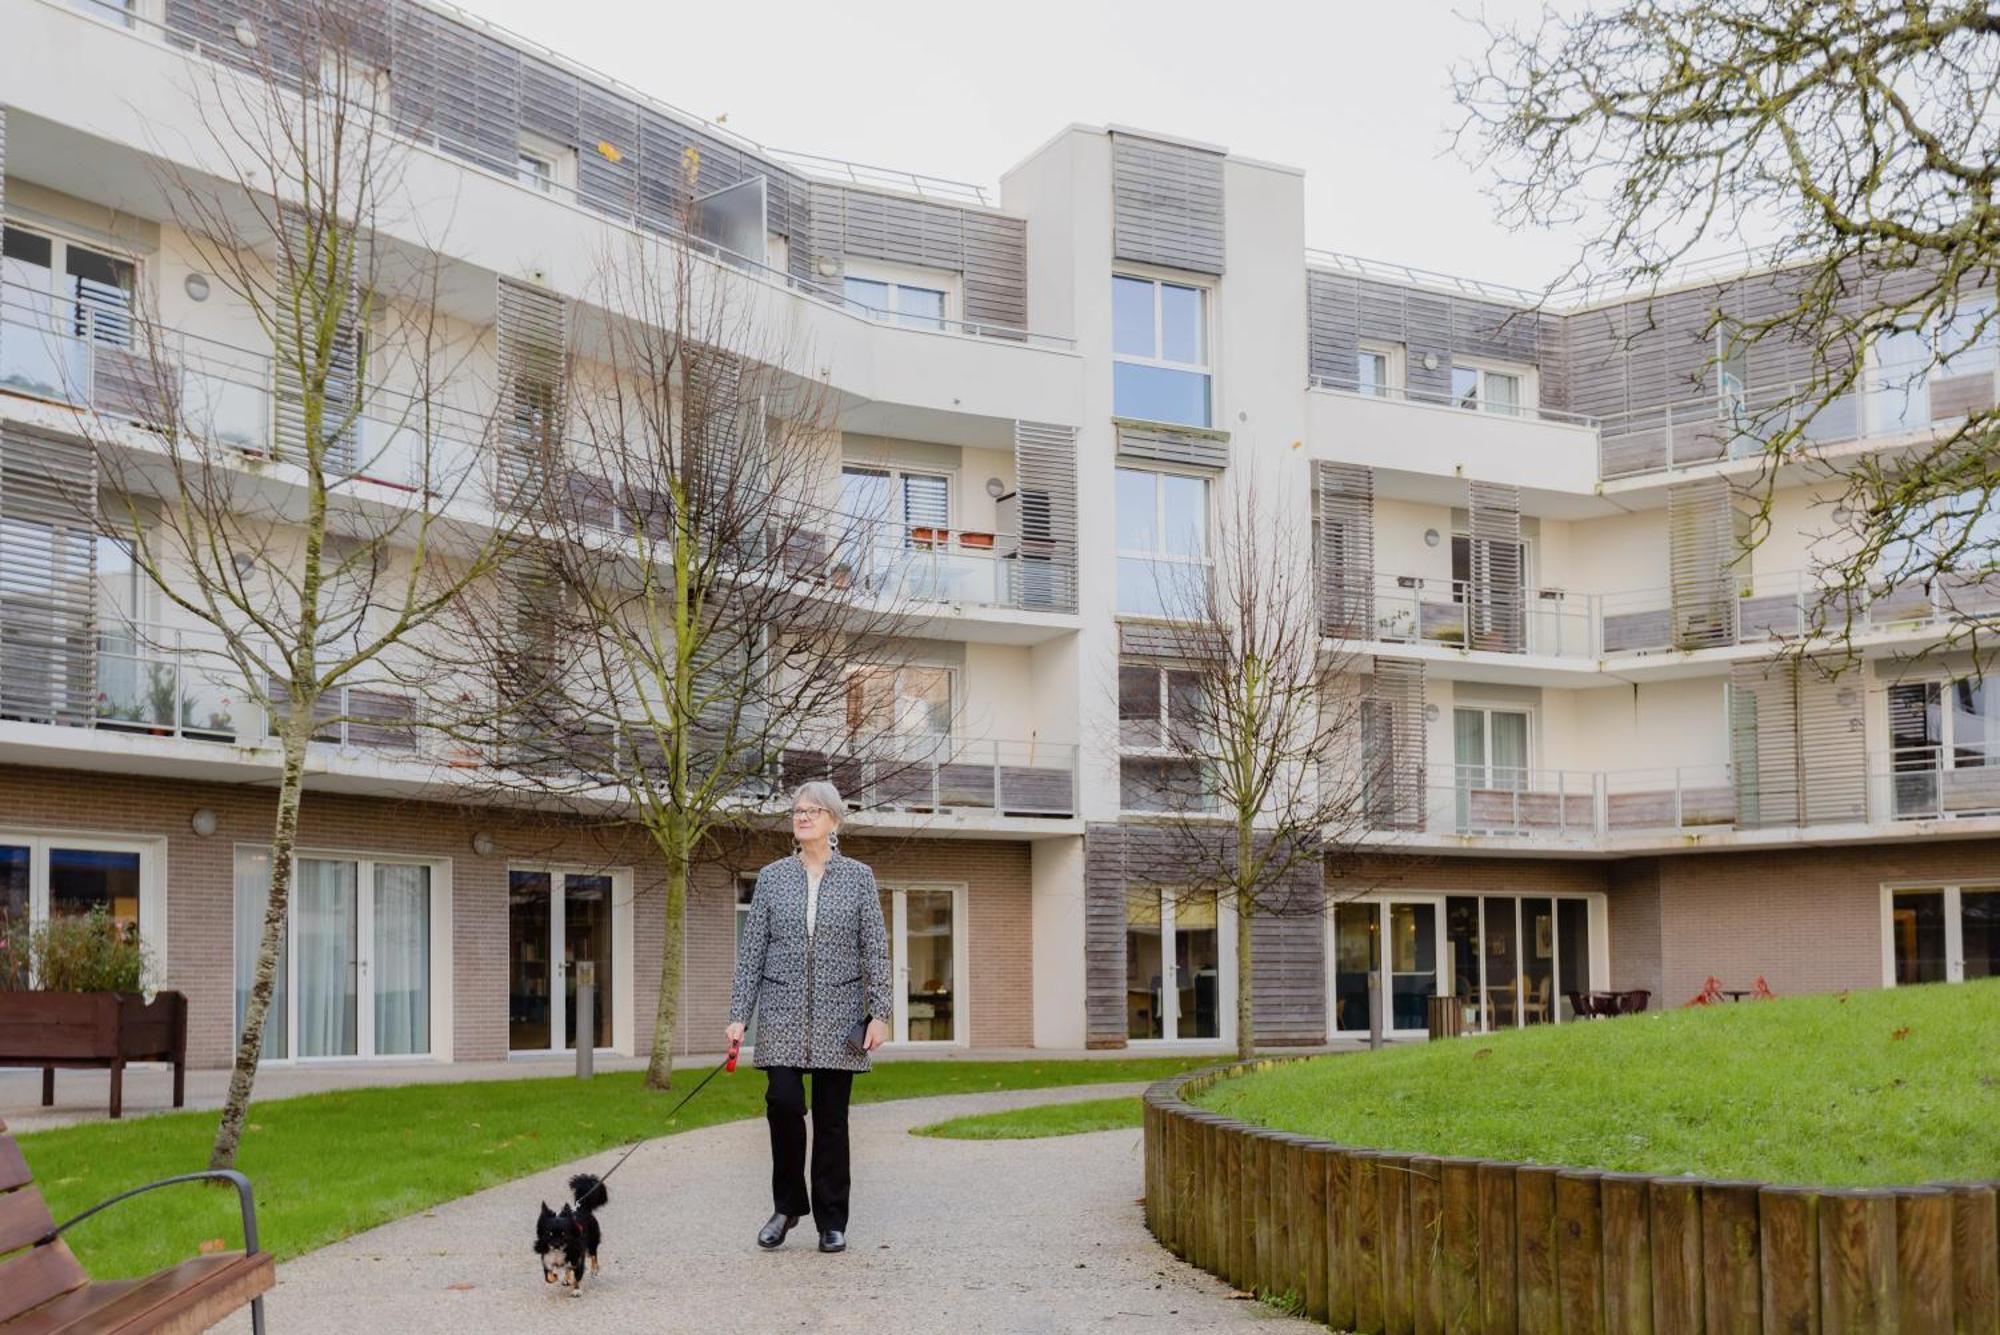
[1892,889,1948,984]
[905,888,954,1041]
[50,848,141,929]
[1114,362,1211,427]
[1159,283,1205,365]
[1952,679,2000,766]
[843,277,890,316]
[895,286,946,332]
[1333,903,1376,1033]
[564,873,614,1049]
[1556,898,1590,1018]
[1482,896,1519,1027]
[1357,351,1387,396]
[296,858,358,1058]
[373,863,430,1056]
[1388,902,1436,1030]
[1115,468,1158,554]
[1963,889,2000,981]
[65,244,135,348]
[1174,892,1219,1039]
[1452,365,1481,409]
[1112,276,1155,357]
[508,871,552,1052]
[1161,474,1208,558]
[1521,897,1555,1025]
[1119,665,1162,748]
[1125,885,1164,1040]
[233,847,287,1060]
[1485,373,1521,416]
[1445,896,1481,1028]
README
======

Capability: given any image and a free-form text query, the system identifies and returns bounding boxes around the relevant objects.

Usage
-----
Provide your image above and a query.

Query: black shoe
[757,1213,800,1250]
[818,1230,846,1254]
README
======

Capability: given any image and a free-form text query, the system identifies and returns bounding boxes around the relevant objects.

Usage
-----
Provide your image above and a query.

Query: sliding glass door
[1332,897,1444,1036]
[1445,894,1595,1031]
[1126,886,1225,1042]
[1888,885,2000,985]
[877,884,967,1044]
[234,849,434,1061]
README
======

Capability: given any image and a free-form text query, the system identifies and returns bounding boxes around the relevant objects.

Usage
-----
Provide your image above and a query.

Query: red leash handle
[725,1037,742,1072]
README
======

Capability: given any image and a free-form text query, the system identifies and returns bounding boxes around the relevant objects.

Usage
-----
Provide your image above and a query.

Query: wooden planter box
[0,990,187,1119]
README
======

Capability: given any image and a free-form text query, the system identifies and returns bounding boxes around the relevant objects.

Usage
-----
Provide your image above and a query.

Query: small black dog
[534,1174,609,1295]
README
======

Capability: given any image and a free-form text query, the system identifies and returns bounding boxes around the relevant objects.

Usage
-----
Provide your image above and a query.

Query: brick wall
[0,766,1038,1066]
[1606,858,1663,997]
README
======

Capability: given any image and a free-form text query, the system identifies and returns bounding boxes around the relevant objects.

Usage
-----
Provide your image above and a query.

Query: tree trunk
[1235,883,1255,1061]
[209,720,310,1170]
[642,813,690,1090]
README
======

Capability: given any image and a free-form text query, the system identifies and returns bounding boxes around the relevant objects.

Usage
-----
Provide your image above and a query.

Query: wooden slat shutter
[1111,133,1226,275]
[495,276,567,513]
[1365,657,1427,830]
[1669,477,1739,649]
[0,425,97,723]
[1013,420,1078,613]
[1467,481,1524,652]
[1315,462,1374,639]
[272,208,360,473]
[1729,655,1867,827]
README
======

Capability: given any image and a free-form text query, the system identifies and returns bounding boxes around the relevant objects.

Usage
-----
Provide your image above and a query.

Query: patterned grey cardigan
[729,853,893,1072]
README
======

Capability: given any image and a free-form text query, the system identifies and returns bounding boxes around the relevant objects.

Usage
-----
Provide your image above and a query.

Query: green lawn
[911,1095,1142,1140]
[17,1056,1209,1280]
[1194,980,2000,1188]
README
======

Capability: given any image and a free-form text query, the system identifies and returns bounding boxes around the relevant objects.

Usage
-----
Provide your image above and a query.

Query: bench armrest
[37,1169,262,1256]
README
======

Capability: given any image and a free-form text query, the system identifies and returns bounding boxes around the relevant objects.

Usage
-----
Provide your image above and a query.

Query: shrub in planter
[0,905,150,993]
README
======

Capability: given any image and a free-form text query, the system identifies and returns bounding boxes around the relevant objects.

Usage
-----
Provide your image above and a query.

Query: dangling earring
[827,829,840,854]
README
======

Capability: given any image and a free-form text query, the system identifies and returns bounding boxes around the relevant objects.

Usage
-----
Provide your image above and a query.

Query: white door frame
[878,882,971,1048]
[1880,881,1997,985]
[1125,886,1238,1049]
[0,830,166,980]
[508,865,635,1057]
[1328,893,1448,1039]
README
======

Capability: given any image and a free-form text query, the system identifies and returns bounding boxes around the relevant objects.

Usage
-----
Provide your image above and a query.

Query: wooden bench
[0,1120,272,1333]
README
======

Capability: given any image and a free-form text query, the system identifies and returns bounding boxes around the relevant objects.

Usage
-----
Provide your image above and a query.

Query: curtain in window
[373,863,431,1056]
[295,858,357,1058]
[233,847,288,1060]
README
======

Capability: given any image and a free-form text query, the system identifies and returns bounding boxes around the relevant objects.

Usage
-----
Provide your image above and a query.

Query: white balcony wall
[1306,387,1599,493]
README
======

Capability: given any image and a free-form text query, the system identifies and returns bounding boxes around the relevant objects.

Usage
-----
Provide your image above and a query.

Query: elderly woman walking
[726,782,891,1254]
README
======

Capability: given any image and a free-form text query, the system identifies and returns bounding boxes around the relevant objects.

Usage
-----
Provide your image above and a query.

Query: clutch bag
[843,1015,870,1056]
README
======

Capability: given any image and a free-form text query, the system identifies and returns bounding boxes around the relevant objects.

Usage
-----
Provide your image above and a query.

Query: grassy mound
[1193,980,1999,1187]
[911,1096,1141,1140]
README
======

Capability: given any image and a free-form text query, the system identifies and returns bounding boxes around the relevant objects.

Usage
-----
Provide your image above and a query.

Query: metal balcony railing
[776,737,1079,820]
[1307,372,1598,429]
[1346,574,1597,659]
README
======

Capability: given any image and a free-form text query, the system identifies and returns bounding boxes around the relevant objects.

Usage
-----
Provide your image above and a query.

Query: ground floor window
[1333,892,1599,1035]
[508,868,619,1054]
[1885,884,2000,985]
[877,883,966,1044]
[234,847,439,1061]
[1125,886,1223,1042]
[0,834,156,985]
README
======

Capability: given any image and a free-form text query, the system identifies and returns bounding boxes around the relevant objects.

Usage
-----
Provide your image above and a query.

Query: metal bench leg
[41,1067,53,1107]
[109,1060,123,1120]
[251,1294,267,1335]
[172,1058,185,1109]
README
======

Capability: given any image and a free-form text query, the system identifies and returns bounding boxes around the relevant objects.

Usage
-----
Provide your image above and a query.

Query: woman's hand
[725,1021,746,1046]
[863,1018,888,1051]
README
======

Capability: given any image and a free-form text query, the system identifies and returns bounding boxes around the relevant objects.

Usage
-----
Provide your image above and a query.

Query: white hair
[792,781,847,825]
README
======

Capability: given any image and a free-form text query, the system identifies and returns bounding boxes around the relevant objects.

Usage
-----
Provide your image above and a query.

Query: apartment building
[0,0,1991,1071]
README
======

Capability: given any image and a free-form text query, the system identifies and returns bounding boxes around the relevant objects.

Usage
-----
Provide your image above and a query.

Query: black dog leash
[595,1037,742,1186]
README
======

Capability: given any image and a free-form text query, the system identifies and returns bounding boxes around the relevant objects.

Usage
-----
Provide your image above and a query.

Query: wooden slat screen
[494,276,566,513]
[1467,481,1524,652]
[1314,462,1374,639]
[1112,133,1226,275]
[0,425,98,724]
[1365,657,1426,831]
[1668,477,1738,648]
[1012,420,1078,613]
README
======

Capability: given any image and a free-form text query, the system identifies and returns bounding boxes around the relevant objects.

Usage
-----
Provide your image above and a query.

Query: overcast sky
[461,0,1581,292]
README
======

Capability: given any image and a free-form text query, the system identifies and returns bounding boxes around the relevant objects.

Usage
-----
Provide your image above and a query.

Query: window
[0,836,156,985]
[2,226,136,404]
[68,0,136,28]
[843,277,948,332]
[1113,275,1211,427]
[1889,677,2000,818]
[1115,467,1209,618]
[1355,342,1402,398]
[845,663,953,740]
[1870,298,1997,435]
[514,134,574,197]
[1125,886,1222,1041]
[838,464,954,595]
[1119,664,1212,814]
[518,152,557,194]
[1451,363,1524,416]
[1886,885,1999,986]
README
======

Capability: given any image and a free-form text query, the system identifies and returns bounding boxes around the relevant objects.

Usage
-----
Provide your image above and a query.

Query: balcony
[1375,754,2000,846]
[777,737,1077,822]
[1598,367,2000,481]
[1305,376,1599,494]
[1352,574,1595,660]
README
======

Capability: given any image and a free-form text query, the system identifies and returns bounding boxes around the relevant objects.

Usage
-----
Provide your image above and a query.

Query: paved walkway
[212,1082,1311,1335]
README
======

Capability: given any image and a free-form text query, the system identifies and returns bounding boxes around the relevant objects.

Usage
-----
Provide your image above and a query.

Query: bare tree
[65,0,521,1167]
[455,213,933,1089]
[1457,1,2000,653]
[1114,479,1378,1058]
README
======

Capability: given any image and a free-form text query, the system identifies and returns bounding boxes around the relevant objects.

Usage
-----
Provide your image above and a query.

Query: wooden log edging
[1144,1062,2000,1335]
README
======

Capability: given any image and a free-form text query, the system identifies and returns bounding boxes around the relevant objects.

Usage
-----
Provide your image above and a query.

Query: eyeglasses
[791,806,828,821]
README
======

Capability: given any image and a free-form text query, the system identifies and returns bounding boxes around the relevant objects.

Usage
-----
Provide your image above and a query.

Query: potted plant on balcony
[142,662,199,736]
[0,906,186,1118]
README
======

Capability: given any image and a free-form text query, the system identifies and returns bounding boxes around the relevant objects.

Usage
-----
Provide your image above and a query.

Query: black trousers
[764,1066,856,1233]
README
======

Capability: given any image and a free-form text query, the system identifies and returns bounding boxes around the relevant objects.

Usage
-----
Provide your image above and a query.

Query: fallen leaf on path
[1228,1290,1254,1300]
[445,1283,475,1292]
[1891,1026,1911,1041]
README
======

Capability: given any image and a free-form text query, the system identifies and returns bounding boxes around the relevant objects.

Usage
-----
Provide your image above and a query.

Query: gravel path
[215,1081,1310,1334]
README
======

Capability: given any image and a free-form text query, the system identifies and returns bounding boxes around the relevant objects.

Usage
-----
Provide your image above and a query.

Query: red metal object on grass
[1684,975,1725,1006]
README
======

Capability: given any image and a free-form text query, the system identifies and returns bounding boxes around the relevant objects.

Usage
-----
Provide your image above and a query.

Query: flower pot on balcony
[959,531,995,550]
